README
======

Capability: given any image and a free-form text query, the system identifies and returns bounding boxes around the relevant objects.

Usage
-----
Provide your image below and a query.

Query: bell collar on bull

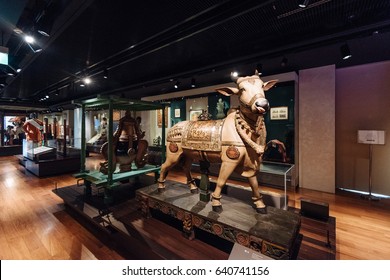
[216,71,278,155]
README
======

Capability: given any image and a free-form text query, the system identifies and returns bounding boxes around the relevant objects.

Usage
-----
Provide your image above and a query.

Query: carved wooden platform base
[136,180,301,259]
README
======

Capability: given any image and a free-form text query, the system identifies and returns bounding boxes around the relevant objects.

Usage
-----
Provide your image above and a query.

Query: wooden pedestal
[25,155,81,177]
[136,181,301,259]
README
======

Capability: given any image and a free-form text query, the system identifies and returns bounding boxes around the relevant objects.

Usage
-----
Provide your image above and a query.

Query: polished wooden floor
[0,153,389,260]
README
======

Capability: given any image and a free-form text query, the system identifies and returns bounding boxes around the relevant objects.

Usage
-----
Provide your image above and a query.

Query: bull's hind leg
[183,158,198,193]
[248,175,267,214]
[157,150,182,193]
[211,162,237,213]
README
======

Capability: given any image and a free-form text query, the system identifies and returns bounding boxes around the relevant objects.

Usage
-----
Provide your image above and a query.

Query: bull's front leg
[211,162,237,213]
[248,175,267,214]
[157,161,170,192]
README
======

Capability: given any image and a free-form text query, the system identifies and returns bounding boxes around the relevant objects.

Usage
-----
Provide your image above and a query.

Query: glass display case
[49,138,82,158]
[22,138,81,177]
[23,139,56,161]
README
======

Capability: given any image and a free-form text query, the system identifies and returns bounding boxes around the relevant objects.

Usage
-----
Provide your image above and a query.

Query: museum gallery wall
[336,60,390,196]
[68,61,390,196]
[138,61,390,197]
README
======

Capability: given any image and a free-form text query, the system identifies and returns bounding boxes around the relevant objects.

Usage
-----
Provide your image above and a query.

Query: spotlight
[256,63,263,75]
[299,0,310,8]
[231,71,238,78]
[340,43,352,60]
[174,81,180,89]
[281,57,288,67]
[83,77,92,85]
[103,68,108,79]
[191,78,196,88]
[24,35,35,44]
[7,65,21,75]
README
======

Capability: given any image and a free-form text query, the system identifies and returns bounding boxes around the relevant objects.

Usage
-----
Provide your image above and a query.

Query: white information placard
[357,130,385,145]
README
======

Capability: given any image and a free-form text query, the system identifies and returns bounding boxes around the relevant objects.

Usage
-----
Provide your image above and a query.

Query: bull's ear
[215,87,240,96]
[263,79,278,91]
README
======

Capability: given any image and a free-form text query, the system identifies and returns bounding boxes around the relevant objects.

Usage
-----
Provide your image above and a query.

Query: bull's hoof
[190,188,199,194]
[157,187,166,193]
[212,205,223,213]
[255,206,267,214]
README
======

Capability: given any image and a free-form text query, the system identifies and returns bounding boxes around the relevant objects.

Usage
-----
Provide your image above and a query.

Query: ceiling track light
[174,81,180,89]
[37,30,50,37]
[299,0,310,8]
[80,76,91,87]
[340,43,352,60]
[231,71,239,78]
[27,43,42,53]
[256,63,263,75]
[191,78,196,88]
[103,68,108,79]
[84,77,91,84]
[24,35,35,44]
[6,65,21,75]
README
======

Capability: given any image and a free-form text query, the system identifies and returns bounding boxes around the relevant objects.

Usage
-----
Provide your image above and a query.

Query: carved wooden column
[182,212,195,240]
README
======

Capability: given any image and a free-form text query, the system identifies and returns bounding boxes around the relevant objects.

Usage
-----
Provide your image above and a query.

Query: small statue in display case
[22,113,44,143]
[153,136,161,146]
[216,98,226,119]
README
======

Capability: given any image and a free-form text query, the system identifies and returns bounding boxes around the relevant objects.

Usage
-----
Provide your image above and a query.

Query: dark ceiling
[1,0,390,113]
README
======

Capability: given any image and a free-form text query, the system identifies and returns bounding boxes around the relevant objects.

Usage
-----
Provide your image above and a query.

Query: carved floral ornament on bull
[158,70,278,214]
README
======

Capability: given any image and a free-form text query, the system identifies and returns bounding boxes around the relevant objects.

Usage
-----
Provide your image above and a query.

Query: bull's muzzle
[255,99,269,113]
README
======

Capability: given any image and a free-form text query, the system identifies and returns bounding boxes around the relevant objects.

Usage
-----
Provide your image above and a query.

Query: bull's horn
[230,72,239,82]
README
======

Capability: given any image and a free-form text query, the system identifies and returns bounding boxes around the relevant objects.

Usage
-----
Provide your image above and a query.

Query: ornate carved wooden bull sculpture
[158,71,277,213]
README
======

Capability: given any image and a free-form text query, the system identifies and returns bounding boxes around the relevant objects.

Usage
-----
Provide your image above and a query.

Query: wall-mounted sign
[157,107,168,127]
[174,108,181,118]
[357,130,385,145]
[270,106,288,120]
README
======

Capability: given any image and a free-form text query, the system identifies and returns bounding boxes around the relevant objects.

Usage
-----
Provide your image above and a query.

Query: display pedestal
[360,144,380,201]
[24,155,81,177]
[0,145,23,156]
[74,164,161,204]
[136,180,301,259]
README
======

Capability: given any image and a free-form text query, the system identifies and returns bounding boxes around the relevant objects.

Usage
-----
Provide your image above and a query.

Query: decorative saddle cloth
[167,120,225,152]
